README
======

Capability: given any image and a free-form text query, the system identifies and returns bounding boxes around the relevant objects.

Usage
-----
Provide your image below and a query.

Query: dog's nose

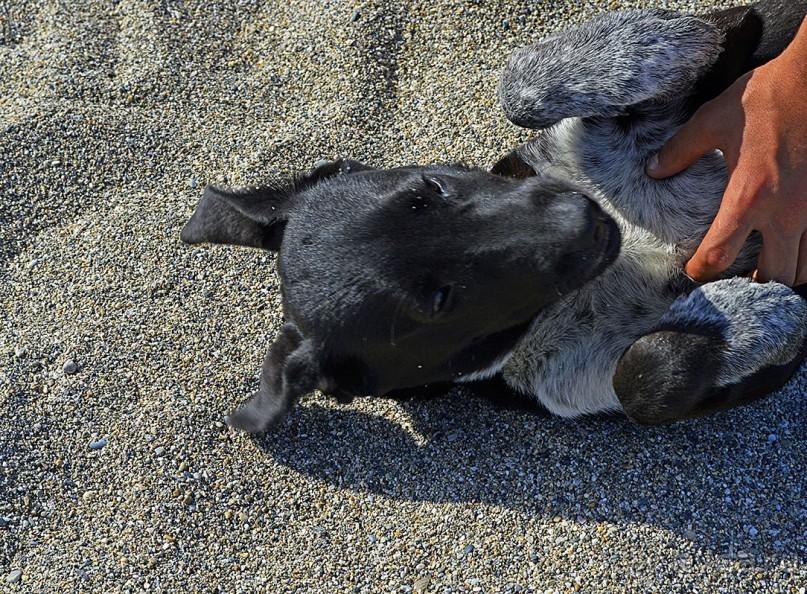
[550,191,607,240]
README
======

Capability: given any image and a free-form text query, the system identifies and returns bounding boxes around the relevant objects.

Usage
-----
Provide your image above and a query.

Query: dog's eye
[431,285,453,316]
[422,174,447,195]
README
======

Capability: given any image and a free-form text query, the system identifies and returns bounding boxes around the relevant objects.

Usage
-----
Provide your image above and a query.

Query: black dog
[182,1,807,432]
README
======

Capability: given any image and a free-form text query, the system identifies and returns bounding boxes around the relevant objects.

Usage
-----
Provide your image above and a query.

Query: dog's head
[181,159,620,431]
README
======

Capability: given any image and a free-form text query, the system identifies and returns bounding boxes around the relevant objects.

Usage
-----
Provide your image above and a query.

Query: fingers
[646,103,723,179]
[684,209,752,282]
[754,230,802,285]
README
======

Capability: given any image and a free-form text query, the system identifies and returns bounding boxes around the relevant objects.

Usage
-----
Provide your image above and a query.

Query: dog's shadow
[254,384,804,565]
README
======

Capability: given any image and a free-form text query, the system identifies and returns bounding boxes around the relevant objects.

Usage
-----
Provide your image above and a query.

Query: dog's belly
[502,223,682,417]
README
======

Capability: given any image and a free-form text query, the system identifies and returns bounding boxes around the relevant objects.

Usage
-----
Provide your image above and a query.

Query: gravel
[1,0,804,592]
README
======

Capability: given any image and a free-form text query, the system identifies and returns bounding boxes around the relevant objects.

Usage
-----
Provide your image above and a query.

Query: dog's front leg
[613,278,806,424]
[499,9,724,130]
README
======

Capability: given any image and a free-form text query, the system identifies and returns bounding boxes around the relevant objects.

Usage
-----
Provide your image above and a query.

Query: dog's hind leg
[613,278,806,424]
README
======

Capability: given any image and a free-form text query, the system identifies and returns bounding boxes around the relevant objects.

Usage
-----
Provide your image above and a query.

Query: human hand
[646,19,807,286]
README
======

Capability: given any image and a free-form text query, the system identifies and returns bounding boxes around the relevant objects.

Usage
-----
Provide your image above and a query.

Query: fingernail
[681,270,703,287]
[646,153,659,173]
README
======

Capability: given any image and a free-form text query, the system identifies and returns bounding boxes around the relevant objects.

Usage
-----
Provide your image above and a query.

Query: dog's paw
[662,278,807,385]
[499,9,723,129]
[615,278,806,424]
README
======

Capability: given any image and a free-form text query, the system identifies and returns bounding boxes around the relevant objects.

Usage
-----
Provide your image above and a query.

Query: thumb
[646,107,720,179]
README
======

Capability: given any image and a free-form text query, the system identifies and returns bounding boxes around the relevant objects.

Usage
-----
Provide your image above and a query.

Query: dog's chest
[503,112,714,415]
[523,112,728,248]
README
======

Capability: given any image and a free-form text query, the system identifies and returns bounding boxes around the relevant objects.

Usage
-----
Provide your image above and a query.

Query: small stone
[350,9,361,22]
[189,178,198,189]
[182,493,195,506]
[6,569,22,584]
[224,510,233,520]
[63,360,78,375]
[768,434,777,443]
[14,347,26,359]
[748,526,758,537]
[413,576,431,592]
[82,491,94,502]
[154,446,165,456]
[88,439,107,450]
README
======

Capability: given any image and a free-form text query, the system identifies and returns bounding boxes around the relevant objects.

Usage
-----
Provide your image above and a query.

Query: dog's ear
[499,10,724,129]
[491,147,537,179]
[226,323,321,433]
[180,159,375,251]
[180,184,295,251]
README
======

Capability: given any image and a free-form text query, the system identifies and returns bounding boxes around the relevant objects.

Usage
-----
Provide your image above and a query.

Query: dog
[182,0,807,432]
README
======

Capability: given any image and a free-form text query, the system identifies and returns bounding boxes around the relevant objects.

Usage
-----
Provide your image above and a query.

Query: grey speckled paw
[614,278,806,424]
[499,10,723,129]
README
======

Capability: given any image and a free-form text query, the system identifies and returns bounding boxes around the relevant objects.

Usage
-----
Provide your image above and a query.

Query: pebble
[6,570,22,584]
[154,447,165,457]
[62,360,78,375]
[14,347,26,358]
[88,439,107,450]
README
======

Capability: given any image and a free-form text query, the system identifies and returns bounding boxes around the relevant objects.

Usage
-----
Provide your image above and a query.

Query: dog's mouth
[597,216,621,266]
[553,214,620,288]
